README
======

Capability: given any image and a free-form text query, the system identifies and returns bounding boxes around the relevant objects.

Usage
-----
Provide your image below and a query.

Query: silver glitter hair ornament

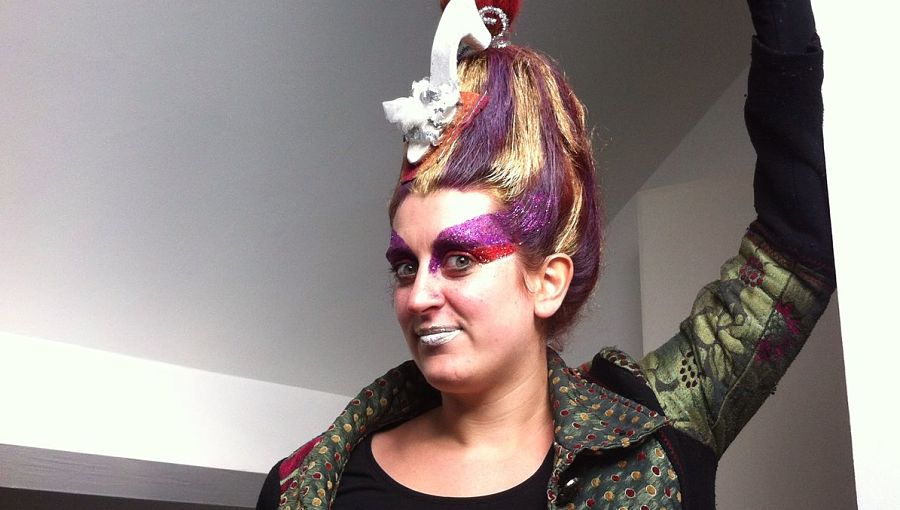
[478,6,511,48]
[382,0,493,164]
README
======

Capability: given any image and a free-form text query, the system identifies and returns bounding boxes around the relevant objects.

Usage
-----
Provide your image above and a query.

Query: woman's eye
[391,262,417,280]
[444,254,474,272]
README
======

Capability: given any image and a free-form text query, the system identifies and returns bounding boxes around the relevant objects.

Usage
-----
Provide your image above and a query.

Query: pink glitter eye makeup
[429,213,517,273]
[385,212,518,280]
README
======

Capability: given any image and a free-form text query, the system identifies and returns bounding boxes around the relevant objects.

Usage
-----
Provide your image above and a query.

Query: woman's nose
[406,268,446,314]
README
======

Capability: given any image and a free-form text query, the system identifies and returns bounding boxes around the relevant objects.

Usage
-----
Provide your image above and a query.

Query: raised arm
[746,0,834,278]
[637,0,836,457]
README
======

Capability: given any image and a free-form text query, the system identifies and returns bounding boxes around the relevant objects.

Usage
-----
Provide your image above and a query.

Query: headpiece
[382,0,522,169]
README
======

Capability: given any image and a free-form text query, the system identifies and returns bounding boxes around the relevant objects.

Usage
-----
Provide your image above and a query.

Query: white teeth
[419,329,461,346]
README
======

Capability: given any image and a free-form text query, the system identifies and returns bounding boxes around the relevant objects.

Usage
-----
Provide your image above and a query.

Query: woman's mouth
[416,327,461,346]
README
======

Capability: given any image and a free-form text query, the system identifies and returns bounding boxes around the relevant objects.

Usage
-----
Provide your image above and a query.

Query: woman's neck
[368,347,555,497]
[428,349,554,452]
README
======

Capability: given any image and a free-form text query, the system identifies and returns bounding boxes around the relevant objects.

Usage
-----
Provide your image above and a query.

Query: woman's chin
[414,353,482,393]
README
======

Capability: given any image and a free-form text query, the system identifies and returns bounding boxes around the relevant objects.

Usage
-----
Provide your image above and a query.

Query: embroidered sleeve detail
[746,221,836,293]
[638,232,833,457]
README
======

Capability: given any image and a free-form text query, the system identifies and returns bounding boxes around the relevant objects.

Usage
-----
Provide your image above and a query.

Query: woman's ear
[532,253,574,319]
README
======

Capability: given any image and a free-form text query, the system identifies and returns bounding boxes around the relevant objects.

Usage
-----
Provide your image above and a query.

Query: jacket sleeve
[637,34,835,458]
[746,0,833,272]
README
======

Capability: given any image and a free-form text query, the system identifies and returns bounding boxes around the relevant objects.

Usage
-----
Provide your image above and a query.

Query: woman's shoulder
[576,347,660,408]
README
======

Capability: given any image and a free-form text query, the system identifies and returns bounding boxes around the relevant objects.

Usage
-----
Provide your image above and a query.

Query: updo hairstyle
[388,1,603,342]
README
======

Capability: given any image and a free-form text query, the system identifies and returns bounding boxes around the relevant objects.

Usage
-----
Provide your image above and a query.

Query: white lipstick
[418,329,461,346]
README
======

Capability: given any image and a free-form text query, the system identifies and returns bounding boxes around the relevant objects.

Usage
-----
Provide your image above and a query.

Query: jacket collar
[278,351,666,510]
[547,350,666,454]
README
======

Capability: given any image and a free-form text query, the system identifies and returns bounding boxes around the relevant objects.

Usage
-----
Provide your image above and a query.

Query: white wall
[0,331,350,507]
[815,3,900,509]
[563,196,644,365]
[0,0,426,400]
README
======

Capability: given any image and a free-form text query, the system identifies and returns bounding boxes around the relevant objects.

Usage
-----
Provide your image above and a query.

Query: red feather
[439,0,522,37]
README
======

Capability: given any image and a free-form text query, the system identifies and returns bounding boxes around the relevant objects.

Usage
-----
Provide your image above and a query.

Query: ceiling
[1,1,751,396]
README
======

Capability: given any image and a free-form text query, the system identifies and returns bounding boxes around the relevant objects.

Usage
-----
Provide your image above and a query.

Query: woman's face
[388,189,544,394]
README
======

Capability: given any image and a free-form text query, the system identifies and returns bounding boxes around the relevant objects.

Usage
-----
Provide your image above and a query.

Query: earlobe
[533,253,574,320]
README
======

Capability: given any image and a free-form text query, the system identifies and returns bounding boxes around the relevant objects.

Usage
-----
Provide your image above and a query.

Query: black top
[330,434,554,510]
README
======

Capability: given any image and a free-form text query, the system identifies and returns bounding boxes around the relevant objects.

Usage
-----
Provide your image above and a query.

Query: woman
[257,0,834,508]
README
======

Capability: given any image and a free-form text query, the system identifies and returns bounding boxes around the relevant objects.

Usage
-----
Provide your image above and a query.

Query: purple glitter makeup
[385,230,412,265]
[429,213,516,273]
[505,192,552,236]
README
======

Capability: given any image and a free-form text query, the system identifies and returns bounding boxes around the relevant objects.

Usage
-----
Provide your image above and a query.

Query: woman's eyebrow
[430,213,516,272]
[432,213,512,249]
[385,230,412,262]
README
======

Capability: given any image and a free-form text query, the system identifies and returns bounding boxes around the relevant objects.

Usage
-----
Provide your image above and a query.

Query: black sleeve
[747,0,818,54]
[255,461,282,510]
[744,3,834,282]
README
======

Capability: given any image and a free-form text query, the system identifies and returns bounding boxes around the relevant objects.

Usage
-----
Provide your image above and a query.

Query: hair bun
[440,0,522,38]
